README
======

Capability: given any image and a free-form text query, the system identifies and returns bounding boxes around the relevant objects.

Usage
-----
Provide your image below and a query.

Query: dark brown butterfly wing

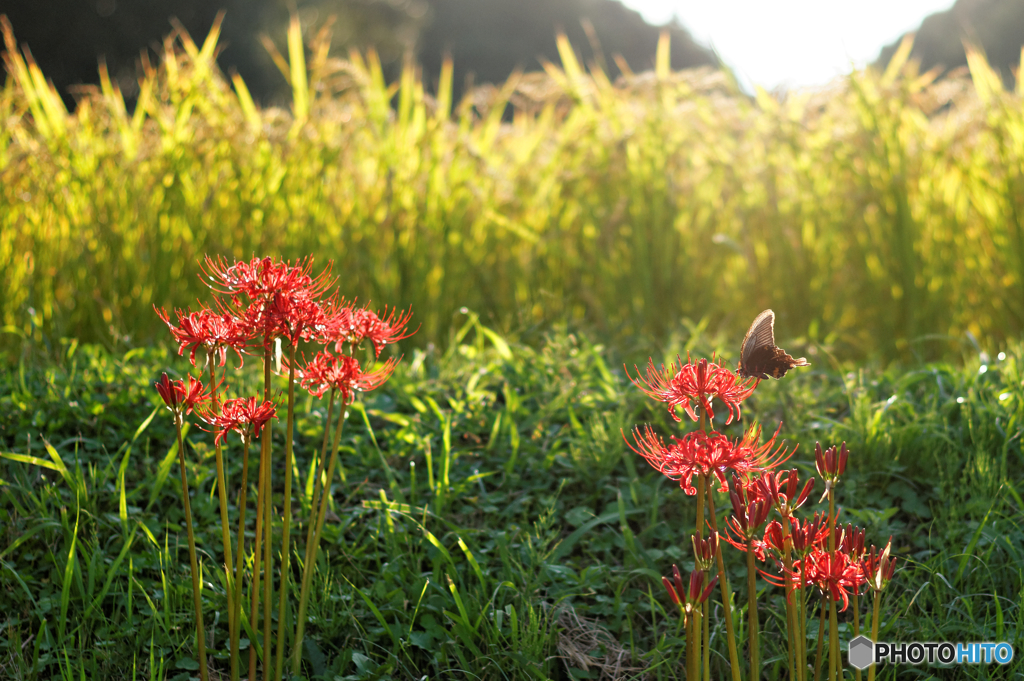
[738,309,810,379]
[740,309,776,368]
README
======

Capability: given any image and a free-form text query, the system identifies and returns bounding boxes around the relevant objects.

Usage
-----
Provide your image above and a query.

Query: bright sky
[619,0,957,90]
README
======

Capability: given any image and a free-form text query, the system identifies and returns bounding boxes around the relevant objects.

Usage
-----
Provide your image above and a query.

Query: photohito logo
[848,636,1014,669]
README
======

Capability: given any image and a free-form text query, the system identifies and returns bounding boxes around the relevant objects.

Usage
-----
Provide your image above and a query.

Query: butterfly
[737,309,810,380]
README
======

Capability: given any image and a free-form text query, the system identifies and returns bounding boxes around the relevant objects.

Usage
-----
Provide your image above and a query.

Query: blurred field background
[2,7,1024,365]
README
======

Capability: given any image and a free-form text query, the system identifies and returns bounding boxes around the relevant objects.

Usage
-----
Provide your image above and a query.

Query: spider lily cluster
[153,255,413,681]
[627,356,897,681]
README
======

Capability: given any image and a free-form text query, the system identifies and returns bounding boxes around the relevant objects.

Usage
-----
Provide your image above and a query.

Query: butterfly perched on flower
[737,309,810,380]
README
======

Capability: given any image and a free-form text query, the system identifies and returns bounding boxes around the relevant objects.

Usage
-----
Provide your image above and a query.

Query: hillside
[876,0,1024,83]
[0,0,717,108]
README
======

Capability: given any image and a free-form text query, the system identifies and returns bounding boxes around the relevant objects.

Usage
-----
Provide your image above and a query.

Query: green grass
[1,321,1022,679]
[2,19,1024,363]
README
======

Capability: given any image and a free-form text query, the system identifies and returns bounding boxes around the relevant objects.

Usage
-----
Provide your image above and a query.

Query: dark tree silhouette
[876,0,1024,85]
[416,0,718,101]
[1,0,716,109]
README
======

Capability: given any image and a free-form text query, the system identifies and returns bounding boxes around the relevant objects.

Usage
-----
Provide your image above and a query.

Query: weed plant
[1,321,1022,679]
[2,17,1024,362]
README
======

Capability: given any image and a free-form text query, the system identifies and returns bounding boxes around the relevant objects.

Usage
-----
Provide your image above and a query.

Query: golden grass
[2,16,1023,361]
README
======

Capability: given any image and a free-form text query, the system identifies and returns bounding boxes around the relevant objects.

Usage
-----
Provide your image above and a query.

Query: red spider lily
[815,442,849,501]
[753,467,815,517]
[201,255,334,302]
[815,441,848,478]
[764,545,864,609]
[662,564,719,614]
[722,476,774,554]
[692,531,719,571]
[202,256,339,347]
[627,355,756,425]
[725,525,772,561]
[664,564,687,608]
[789,512,831,557]
[796,548,865,611]
[729,472,773,507]
[762,520,786,557]
[201,397,277,446]
[154,373,209,420]
[258,292,333,346]
[293,350,401,403]
[830,523,867,559]
[626,422,793,495]
[732,422,796,472]
[329,305,416,358]
[860,540,897,592]
[225,285,335,348]
[155,306,249,367]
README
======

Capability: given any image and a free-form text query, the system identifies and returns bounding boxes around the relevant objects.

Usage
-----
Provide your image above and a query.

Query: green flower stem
[780,517,797,679]
[686,611,697,681]
[828,599,839,681]
[799,569,810,681]
[853,591,861,681]
[696,406,710,681]
[786,595,798,681]
[250,342,275,681]
[702,590,710,681]
[174,417,209,681]
[274,344,298,681]
[207,359,237,679]
[705,488,742,681]
[746,538,759,678]
[262,344,274,681]
[291,388,338,676]
[694,474,706,680]
[249,430,268,681]
[866,591,881,681]
[813,596,826,681]
[229,435,252,681]
[827,488,838,681]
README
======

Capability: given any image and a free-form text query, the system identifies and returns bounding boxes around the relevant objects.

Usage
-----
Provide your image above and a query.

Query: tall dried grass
[2,16,1022,361]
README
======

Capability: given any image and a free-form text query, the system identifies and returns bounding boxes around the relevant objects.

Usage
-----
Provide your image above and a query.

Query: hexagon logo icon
[848,635,874,670]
